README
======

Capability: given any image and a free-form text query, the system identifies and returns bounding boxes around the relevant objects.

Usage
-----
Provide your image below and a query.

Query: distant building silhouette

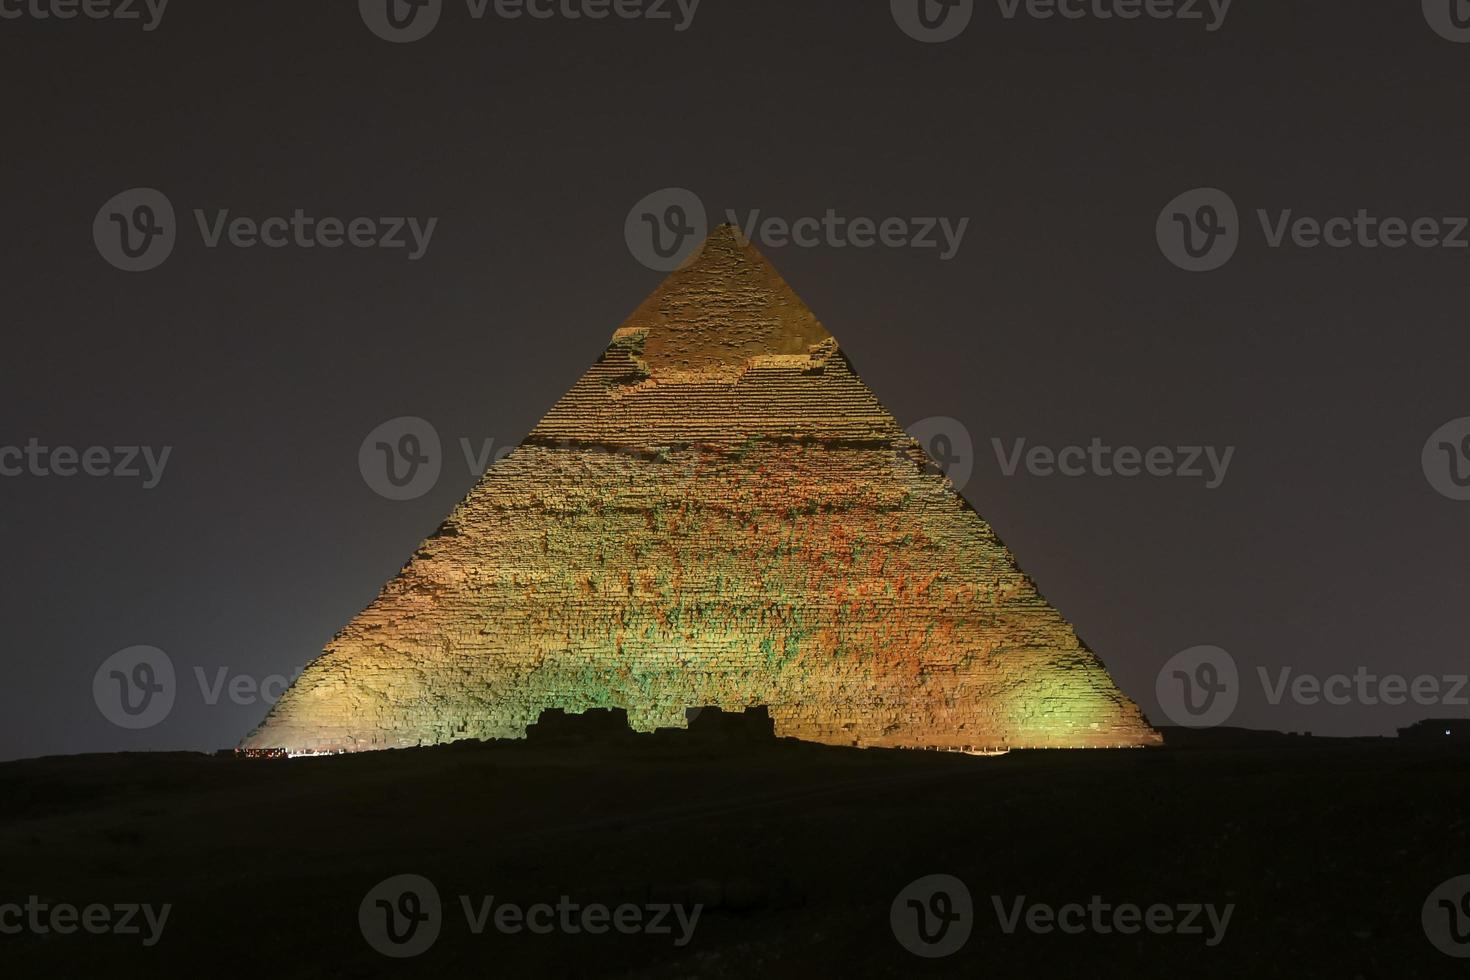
[525,707,635,741]
[523,705,778,744]
[1397,718,1468,740]
[681,706,777,741]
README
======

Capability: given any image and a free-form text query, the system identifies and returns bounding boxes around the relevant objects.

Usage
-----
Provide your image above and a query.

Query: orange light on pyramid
[241,226,1160,755]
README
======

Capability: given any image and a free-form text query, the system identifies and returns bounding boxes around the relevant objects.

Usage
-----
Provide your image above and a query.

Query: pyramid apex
[617,222,834,376]
[707,220,748,239]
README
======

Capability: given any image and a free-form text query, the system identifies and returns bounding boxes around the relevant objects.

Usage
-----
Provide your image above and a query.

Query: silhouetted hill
[1,735,1466,978]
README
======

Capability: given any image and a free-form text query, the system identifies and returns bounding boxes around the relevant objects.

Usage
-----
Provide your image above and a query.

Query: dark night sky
[2,0,1469,760]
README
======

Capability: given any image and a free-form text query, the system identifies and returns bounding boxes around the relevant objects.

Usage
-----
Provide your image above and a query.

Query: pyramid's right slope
[243,226,1160,754]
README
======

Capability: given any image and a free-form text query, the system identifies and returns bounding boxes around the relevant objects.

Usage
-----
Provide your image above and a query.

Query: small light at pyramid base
[240,226,1160,757]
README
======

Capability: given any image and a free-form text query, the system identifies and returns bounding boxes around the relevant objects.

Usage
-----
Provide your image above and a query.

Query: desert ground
[1,729,1466,978]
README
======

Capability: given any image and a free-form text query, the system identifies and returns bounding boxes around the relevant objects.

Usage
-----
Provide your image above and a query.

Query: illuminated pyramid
[242,226,1159,754]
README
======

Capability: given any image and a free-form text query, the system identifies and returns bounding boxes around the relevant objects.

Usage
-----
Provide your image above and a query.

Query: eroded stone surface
[242,226,1160,754]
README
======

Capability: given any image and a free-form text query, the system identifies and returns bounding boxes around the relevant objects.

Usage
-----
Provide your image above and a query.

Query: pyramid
[243,226,1160,754]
